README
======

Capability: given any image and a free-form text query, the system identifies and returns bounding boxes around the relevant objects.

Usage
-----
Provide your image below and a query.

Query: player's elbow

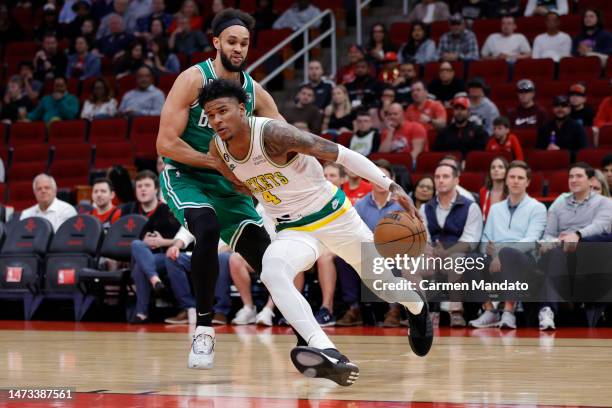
[156,135,171,157]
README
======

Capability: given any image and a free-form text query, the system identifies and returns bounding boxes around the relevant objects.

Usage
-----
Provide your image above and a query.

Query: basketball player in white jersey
[201,79,433,386]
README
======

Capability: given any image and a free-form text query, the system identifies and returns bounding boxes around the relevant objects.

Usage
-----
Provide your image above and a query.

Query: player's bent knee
[185,207,220,242]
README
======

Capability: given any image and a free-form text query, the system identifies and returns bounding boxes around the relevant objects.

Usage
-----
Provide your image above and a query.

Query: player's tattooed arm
[263,120,339,162]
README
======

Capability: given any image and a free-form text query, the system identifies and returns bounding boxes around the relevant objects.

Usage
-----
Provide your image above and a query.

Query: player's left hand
[389,182,422,221]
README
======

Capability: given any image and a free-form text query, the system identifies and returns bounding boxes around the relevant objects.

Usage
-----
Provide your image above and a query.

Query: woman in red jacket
[479,156,509,222]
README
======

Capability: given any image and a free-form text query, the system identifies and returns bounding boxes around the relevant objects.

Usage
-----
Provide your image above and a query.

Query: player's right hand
[390,182,422,221]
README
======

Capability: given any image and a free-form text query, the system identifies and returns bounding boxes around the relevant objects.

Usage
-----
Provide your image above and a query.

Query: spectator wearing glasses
[508,79,548,129]
[428,61,466,108]
[437,13,479,62]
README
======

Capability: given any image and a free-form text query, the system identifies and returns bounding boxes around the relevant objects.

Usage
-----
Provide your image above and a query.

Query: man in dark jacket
[434,96,488,156]
[536,95,587,155]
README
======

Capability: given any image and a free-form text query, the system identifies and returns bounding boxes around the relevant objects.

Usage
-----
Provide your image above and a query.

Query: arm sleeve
[174,226,195,247]
[336,144,393,190]
[579,199,612,238]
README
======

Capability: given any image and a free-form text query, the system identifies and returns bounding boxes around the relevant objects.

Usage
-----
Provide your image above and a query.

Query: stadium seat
[472,19,499,47]
[368,153,412,167]
[467,60,509,83]
[52,143,92,163]
[89,118,128,143]
[576,148,612,168]
[0,217,53,319]
[558,56,602,82]
[11,144,49,164]
[337,132,353,147]
[93,141,134,169]
[8,161,48,183]
[464,151,512,172]
[527,171,544,196]
[559,14,582,37]
[130,116,161,160]
[189,51,216,64]
[9,122,46,146]
[49,160,91,190]
[4,41,38,59]
[0,184,5,204]
[545,170,568,197]
[513,58,555,82]
[513,128,537,150]
[527,150,570,171]
[158,74,179,95]
[6,182,35,211]
[44,215,103,321]
[429,21,447,42]
[459,171,485,193]
[48,120,87,145]
[515,16,546,43]
[490,83,517,102]
[256,28,293,52]
[116,75,138,100]
[423,61,465,82]
[416,151,461,172]
[538,81,571,106]
[274,0,295,14]
[599,126,612,148]
[389,22,411,48]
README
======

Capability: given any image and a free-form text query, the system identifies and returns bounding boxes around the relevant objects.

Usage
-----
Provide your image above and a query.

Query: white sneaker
[256,307,275,326]
[468,310,500,328]
[232,305,257,325]
[539,307,556,331]
[498,311,517,329]
[188,326,215,369]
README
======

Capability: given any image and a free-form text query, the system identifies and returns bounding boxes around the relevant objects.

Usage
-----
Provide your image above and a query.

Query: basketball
[374,211,427,258]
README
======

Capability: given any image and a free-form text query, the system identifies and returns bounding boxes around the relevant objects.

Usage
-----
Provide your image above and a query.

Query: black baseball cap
[553,95,570,107]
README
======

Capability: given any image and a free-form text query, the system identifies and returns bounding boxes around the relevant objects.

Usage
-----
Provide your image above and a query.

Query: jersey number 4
[262,191,281,205]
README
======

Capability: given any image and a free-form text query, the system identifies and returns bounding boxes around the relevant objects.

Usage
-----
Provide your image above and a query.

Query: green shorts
[160,164,263,249]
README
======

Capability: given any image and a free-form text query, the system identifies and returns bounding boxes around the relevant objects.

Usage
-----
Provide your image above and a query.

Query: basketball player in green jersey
[156,9,282,370]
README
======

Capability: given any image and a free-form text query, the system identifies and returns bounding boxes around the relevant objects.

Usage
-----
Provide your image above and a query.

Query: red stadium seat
[467,60,509,83]
[368,153,412,167]
[459,171,485,193]
[0,124,7,144]
[598,126,612,148]
[513,58,555,82]
[9,122,46,146]
[337,132,353,147]
[131,116,161,160]
[423,61,465,82]
[48,120,87,145]
[7,181,37,210]
[116,75,138,100]
[559,14,582,37]
[577,0,609,11]
[256,28,293,52]
[4,41,38,59]
[537,81,571,106]
[94,141,134,169]
[390,22,411,48]
[576,148,612,167]
[0,183,5,203]
[527,171,544,196]
[558,56,602,82]
[274,0,295,13]
[429,21,447,42]
[490,83,517,102]
[515,16,546,43]
[238,0,257,13]
[11,144,49,164]
[545,170,568,197]
[49,160,91,189]
[512,128,537,150]
[52,143,92,162]
[464,151,512,172]
[158,74,179,94]
[190,51,216,64]
[472,19,500,47]
[527,150,570,171]
[416,151,460,172]
[8,161,48,182]
[89,119,128,143]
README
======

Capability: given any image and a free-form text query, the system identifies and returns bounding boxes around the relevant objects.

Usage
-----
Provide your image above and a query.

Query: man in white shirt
[532,12,571,61]
[20,174,77,232]
[481,16,531,62]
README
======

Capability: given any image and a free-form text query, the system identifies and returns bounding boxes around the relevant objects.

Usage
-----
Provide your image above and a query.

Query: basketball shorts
[160,164,263,249]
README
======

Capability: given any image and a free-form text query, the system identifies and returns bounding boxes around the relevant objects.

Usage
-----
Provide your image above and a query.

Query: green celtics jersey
[164,58,256,171]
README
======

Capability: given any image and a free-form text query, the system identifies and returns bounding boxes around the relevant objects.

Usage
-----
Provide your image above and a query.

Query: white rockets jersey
[214,117,336,222]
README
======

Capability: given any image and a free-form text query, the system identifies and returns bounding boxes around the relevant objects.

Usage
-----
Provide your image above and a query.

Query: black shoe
[405,291,434,357]
[153,281,166,295]
[290,346,359,386]
[291,326,308,347]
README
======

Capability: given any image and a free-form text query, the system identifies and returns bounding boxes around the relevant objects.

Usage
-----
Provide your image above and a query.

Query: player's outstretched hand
[209,154,252,195]
[390,182,422,221]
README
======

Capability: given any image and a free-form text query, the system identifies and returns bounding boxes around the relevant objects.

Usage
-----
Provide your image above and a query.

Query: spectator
[539,162,612,330]
[118,66,165,117]
[81,78,118,120]
[26,77,79,124]
[97,0,137,39]
[281,85,322,135]
[20,174,77,232]
[594,82,612,130]
[367,23,396,66]
[536,95,587,153]
[434,96,488,155]
[168,0,204,34]
[125,171,181,323]
[80,18,98,46]
[349,108,381,156]
[524,0,568,16]
[345,59,383,110]
[59,0,82,24]
[168,14,211,56]
[408,0,450,24]
[467,77,499,135]
[380,102,428,161]
[17,62,43,102]
[569,83,594,128]
[94,14,135,59]
[66,36,101,80]
[572,8,612,58]
[410,175,436,210]
[532,12,571,62]
[273,0,321,31]
[145,17,168,42]
[253,0,279,31]
[1,76,34,124]
[437,14,479,62]
[373,86,397,128]
[398,22,438,65]
[481,15,531,61]
[405,80,448,131]
[34,34,68,82]
[342,169,371,205]
[302,60,335,110]
[602,155,612,188]
[203,0,225,35]
[322,85,354,134]
[146,37,181,74]
[454,0,490,27]
[90,178,122,230]
[508,79,548,129]
[439,154,477,200]
[114,41,147,79]
[126,0,154,24]
[35,4,63,41]
[479,156,509,222]
[428,61,466,107]
[393,62,418,107]
[487,116,524,160]
[378,52,401,85]
[336,45,375,85]
[591,169,610,197]
[63,1,94,39]
[471,160,547,329]
[420,163,483,327]
[136,0,173,36]
[491,0,520,18]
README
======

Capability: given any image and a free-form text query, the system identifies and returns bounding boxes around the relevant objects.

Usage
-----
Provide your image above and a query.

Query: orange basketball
[374,211,427,258]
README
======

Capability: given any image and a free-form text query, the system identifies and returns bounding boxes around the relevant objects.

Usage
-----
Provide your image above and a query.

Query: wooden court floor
[0,322,611,408]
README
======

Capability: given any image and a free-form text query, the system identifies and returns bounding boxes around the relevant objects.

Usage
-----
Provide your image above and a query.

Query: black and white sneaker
[290,346,359,386]
[405,291,434,357]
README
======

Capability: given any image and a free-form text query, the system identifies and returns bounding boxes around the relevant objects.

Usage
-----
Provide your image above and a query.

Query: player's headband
[213,18,247,37]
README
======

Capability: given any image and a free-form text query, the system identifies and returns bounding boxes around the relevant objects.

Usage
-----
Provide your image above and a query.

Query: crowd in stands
[1,0,612,330]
